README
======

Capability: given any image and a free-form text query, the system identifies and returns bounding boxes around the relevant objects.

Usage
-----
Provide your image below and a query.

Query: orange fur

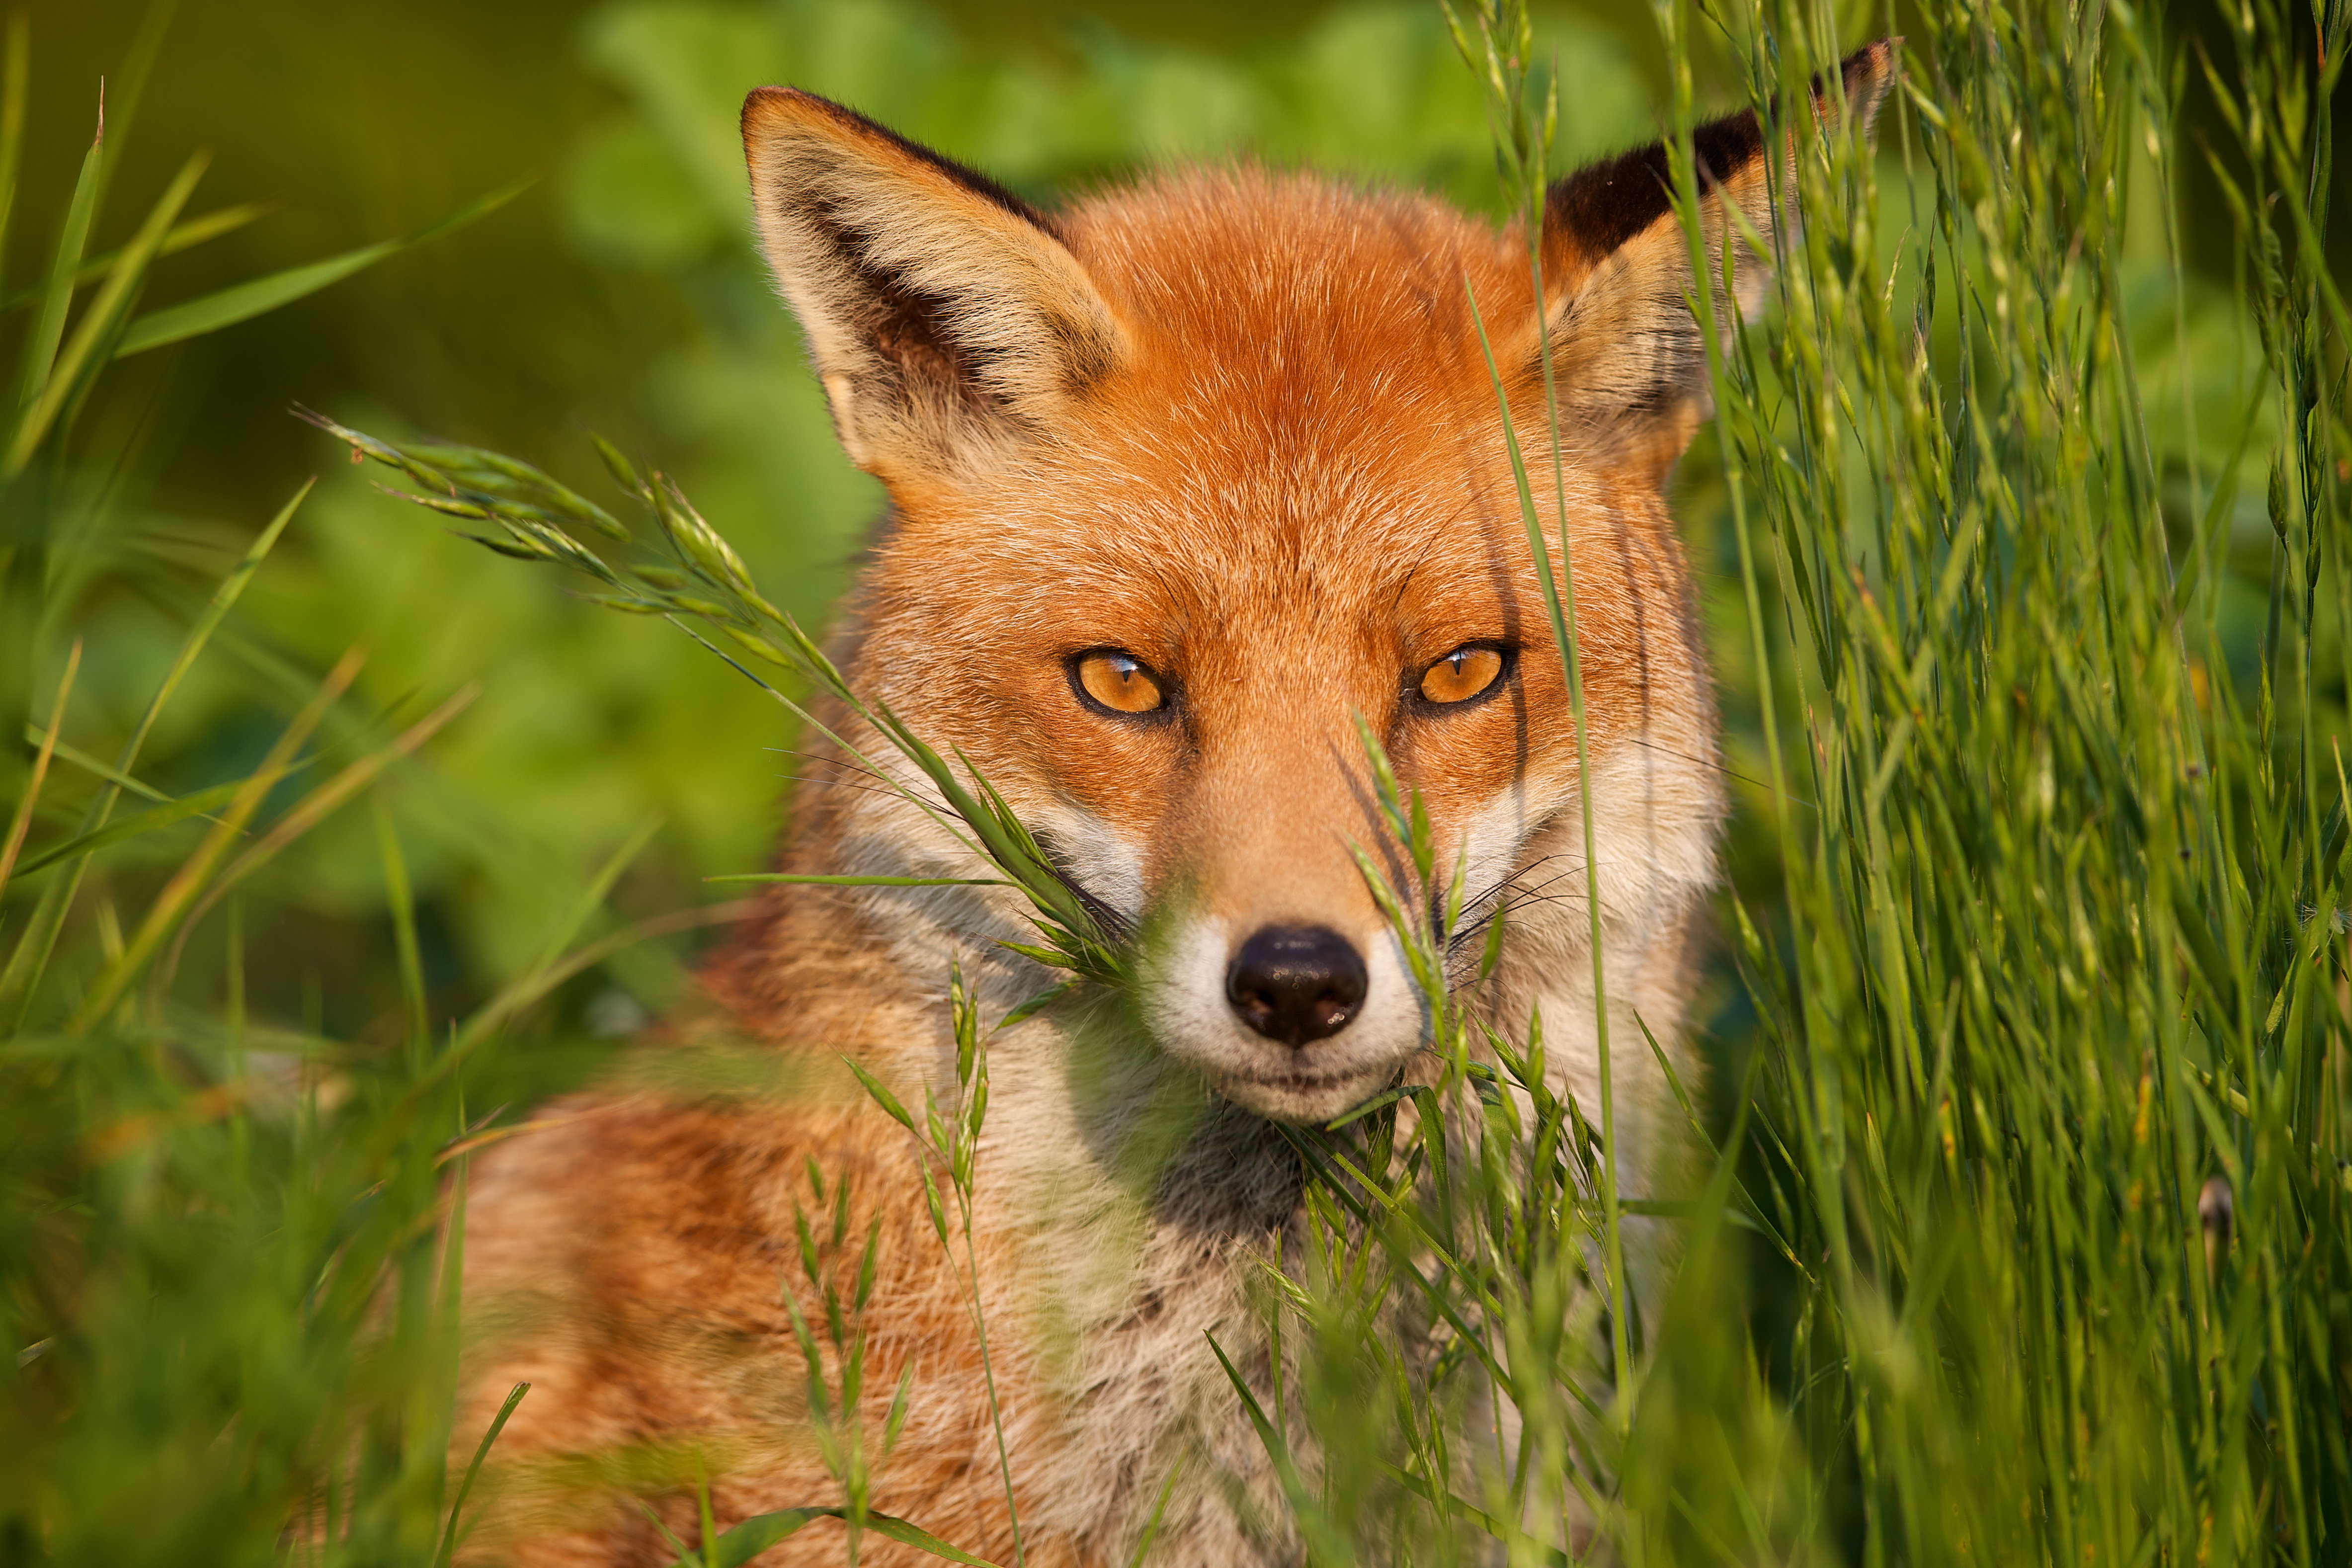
[456,47,1896,1566]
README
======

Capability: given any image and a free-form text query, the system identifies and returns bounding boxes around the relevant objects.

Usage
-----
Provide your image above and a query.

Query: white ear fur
[740,87,1127,480]
[1534,40,1900,474]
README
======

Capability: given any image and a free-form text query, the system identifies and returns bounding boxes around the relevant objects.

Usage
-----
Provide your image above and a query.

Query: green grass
[4,0,2349,1564]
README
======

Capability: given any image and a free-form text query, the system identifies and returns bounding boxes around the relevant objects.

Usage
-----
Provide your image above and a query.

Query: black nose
[1225,925,1368,1046]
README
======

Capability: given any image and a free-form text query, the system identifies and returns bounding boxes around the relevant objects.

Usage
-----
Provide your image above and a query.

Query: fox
[451,40,1897,1567]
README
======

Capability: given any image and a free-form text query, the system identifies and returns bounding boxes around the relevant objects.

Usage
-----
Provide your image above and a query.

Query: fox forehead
[871,170,1588,660]
[1061,170,1534,438]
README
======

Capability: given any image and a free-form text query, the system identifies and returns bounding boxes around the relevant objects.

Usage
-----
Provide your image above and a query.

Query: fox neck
[704,699,1706,1562]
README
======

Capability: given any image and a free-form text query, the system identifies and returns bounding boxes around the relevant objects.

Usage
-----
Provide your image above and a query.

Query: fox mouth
[1217,1065,1387,1094]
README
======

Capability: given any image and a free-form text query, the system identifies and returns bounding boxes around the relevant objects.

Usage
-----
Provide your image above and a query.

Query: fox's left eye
[1418,644,1509,705]
[1070,649,1169,717]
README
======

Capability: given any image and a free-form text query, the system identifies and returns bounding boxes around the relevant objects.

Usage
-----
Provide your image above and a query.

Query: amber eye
[1071,650,1168,716]
[1418,645,1508,705]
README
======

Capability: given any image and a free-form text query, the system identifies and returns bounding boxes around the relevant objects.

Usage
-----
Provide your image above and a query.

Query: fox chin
[450,43,1896,1567]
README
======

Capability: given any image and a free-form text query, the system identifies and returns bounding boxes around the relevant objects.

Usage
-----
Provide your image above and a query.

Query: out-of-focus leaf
[16,732,172,804]
[113,176,529,357]
[15,91,106,417]
[6,149,206,479]
[9,778,250,880]
[1,199,276,313]
[0,13,28,302]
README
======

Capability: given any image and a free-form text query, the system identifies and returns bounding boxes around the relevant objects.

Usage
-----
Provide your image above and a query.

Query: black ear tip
[1837,38,1903,103]
[736,85,1054,233]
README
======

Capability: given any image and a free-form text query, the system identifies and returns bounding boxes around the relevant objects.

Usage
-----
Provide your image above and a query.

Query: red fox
[454,42,1896,1566]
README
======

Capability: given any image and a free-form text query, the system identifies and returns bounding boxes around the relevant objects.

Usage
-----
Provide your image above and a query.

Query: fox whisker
[766,745,895,788]
[772,771,920,806]
[1617,732,1814,810]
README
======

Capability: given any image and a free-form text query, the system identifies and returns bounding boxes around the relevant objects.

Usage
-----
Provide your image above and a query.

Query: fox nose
[1226,925,1368,1046]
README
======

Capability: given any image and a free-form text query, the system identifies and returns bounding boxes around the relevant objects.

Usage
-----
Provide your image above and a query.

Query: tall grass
[0,10,598,1566]
[1264,0,2352,1560]
[6,0,2349,1564]
[1640,0,2351,1559]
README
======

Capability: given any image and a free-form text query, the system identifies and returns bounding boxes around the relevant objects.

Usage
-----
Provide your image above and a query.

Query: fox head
[739,48,1895,1125]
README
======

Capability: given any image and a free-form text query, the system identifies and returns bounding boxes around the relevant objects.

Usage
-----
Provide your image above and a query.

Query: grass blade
[7,777,245,881]
[437,814,663,1058]
[22,734,176,801]
[149,682,477,1005]
[0,198,275,313]
[0,10,29,305]
[1204,1331,1351,1566]
[114,176,529,358]
[704,873,1009,887]
[0,637,75,904]
[13,83,104,426]
[861,1514,1005,1567]
[4,147,208,479]
[431,1382,529,1568]
[656,1507,1002,1568]
[0,478,308,1025]
[68,644,361,1031]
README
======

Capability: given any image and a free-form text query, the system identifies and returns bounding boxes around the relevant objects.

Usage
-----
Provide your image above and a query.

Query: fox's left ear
[741,87,1126,483]
[1534,40,1899,478]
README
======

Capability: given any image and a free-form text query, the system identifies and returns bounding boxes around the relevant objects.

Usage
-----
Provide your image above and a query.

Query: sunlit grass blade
[0,197,275,313]
[149,682,478,1005]
[0,10,28,306]
[4,147,208,480]
[0,637,75,905]
[432,1382,529,1568]
[115,176,530,358]
[68,644,362,1031]
[6,776,244,882]
[13,82,105,423]
[0,477,307,1024]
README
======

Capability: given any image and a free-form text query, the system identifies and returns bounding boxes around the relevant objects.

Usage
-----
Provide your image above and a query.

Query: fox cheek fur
[452,43,1896,1565]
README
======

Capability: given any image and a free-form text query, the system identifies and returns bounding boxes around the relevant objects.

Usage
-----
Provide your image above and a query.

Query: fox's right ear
[1530,40,1899,481]
[741,87,1125,482]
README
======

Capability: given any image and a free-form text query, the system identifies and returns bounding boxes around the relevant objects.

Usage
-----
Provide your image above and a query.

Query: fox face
[740,52,1893,1125]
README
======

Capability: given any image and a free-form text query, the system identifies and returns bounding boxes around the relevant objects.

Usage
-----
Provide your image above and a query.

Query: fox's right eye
[1070,650,1169,717]
[1418,644,1509,706]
